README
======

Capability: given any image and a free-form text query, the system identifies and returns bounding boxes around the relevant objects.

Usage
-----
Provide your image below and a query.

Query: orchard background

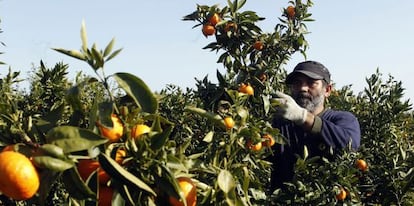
[1,0,414,205]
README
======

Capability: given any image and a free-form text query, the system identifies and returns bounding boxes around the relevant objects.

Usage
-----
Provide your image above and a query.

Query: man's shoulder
[322,109,357,120]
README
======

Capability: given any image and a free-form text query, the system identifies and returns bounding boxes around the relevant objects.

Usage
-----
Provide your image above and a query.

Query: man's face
[288,74,331,113]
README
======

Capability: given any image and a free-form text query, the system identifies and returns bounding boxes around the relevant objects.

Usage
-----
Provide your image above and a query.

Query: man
[269,60,361,190]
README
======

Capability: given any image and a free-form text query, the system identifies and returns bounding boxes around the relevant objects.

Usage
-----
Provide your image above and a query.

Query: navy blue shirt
[270,108,361,190]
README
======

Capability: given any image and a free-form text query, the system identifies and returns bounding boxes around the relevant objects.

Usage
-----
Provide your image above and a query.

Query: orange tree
[175,0,314,205]
[0,21,186,205]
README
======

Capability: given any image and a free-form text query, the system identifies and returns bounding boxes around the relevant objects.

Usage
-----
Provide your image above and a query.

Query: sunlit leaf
[113,72,158,113]
[46,126,108,153]
[218,169,235,194]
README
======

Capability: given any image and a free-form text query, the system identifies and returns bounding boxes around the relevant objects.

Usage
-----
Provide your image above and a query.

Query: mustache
[294,92,312,100]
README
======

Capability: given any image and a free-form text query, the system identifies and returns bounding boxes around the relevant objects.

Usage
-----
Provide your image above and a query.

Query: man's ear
[325,84,332,97]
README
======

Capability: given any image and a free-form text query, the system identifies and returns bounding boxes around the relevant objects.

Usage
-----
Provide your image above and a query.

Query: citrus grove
[1,0,414,205]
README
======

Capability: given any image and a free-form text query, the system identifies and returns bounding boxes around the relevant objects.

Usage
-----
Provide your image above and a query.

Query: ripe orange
[262,134,275,147]
[246,140,262,151]
[98,185,114,206]
[224,22,237,33]
[238,83,254,95]
[77,159,110,185]
[253,40,264,51]
[202,24,215,36]
[131,124,151,139]
[356,159,368,172]
[208,13,221,26]
[169,177,197,206]
[0,151,40,200]
[223,117,235,130]
[335,187,347,201]
[97,114,124,142]
[286,6,296,19]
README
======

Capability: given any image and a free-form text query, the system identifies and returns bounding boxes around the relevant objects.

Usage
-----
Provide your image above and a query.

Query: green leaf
[98,153,156,196]
[113,72,158,113]
[32,156,74,172]
[218,169,236,194]
[52,48,86,61]
[91,46,104,68]
[37,144,66,159]
[184,106,225,129]
[150,125,173,150]
[203,131,214,143]
[81,20,88,52]
[46,126,108,153]
[37,170,60,205]
[62,168,96,200]
[105,48,123,62]
[103,38,115,57]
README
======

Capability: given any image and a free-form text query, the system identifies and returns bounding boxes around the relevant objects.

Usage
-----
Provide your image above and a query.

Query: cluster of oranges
[77,113,152,205]
[0,148,39,200]
[97,114,152,142]
[335,159,368,201]
[246,134,276,152]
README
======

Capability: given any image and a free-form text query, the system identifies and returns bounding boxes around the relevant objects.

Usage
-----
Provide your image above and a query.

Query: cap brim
[286,71,324,84]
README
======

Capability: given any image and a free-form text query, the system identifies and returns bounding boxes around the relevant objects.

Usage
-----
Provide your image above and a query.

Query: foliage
[0,0,414,206]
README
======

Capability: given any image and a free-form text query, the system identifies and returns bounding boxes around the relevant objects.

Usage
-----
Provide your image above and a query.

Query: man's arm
[308,111,361,150]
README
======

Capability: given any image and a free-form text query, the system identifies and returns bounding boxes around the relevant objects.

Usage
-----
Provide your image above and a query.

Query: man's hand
[271,91,307,125]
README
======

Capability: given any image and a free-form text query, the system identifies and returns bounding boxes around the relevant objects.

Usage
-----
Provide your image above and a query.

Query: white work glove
[271,91,307,125]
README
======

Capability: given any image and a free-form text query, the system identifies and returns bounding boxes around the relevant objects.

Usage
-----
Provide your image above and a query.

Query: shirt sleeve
[311,110,361,150]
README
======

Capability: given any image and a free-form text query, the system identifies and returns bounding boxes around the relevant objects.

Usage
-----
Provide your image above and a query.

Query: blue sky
[1,1,414,102]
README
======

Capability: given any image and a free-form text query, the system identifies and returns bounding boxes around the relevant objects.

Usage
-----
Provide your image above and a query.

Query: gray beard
[294,93,324,113]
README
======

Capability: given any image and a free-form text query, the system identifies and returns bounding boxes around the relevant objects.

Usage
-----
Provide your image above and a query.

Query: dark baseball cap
[286,60,331,84]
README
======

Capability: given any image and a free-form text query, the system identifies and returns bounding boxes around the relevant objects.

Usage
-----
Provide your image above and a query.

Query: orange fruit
[115,148,127,163]
[262,134,275,147]
[356,159,368,172]
[259,73,267,82]
[208,13,221,26]
[246,140,262,152]
[98,186,114,206]
[0,151,40,200]
[335,187,347,201]
[202,24,215,36]
[169,177,197,206]
[97,114,124,142]
[2,144,16,152]
[238,83,254,95]
[224,22,237,33]
[131,124,151,139]
[77,159,110,185]
[253,40,264,51]
[223,117,235,130]
[286,6,296,19]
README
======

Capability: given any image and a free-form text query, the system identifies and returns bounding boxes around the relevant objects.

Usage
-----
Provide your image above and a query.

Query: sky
[1,1,414,102]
